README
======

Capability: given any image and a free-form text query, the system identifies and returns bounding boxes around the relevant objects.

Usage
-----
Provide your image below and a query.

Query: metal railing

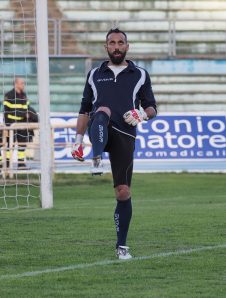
[0,18,225,58]
[0,122,79,178]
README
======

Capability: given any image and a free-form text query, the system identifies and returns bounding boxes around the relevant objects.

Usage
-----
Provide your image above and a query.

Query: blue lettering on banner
[135,115,226,159]
[51,116,93,160]
[51,115,226,160]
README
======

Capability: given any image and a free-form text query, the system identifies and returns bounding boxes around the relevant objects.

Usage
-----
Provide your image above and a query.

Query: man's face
[105,32,129,65]
[15,79,25,93]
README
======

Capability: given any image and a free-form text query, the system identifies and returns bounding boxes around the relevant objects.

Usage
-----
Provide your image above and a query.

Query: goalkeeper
[72,28,157,259]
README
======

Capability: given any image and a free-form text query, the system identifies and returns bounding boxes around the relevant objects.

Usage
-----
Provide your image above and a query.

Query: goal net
[0,0,52,209]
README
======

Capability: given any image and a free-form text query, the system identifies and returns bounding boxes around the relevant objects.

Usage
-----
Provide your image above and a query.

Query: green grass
[0,173,226,297]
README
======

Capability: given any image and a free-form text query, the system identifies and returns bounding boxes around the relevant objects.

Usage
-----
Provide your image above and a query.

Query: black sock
[89,111,109,157]
[114,198,132,248]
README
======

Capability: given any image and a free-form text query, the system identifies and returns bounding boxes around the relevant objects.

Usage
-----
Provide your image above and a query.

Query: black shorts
[104,125,135,188]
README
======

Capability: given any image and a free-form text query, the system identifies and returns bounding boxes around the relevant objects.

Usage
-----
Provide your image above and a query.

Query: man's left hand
[123,108,148,126]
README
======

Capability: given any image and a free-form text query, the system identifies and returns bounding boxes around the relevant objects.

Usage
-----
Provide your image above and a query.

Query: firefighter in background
[3,77,38,169]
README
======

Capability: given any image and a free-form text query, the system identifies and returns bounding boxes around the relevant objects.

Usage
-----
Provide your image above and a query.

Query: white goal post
[36,0,53,208]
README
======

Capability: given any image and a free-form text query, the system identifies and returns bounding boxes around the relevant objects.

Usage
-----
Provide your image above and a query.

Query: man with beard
[71,28,157,259]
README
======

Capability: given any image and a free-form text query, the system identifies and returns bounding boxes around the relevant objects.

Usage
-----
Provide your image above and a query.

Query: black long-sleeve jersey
[79,60,157,138]
[3,88,29,125]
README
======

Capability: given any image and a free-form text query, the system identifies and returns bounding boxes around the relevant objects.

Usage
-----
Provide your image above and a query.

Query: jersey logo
[97,78,114,82]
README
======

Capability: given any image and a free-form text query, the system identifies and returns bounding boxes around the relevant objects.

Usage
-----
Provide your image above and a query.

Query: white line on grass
[1,243,226,280]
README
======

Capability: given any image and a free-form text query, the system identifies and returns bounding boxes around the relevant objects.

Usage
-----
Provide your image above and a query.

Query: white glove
[71,134,84,162]
[123,108,148,126]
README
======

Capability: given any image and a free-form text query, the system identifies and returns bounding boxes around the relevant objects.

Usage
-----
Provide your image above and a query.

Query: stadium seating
[56,0,226,57]
[1,1,226,57]
[0,0,225,113]
[2,68,224,113]
[54,0,226,112]
[49,73,226,113]
[0,1,13,19]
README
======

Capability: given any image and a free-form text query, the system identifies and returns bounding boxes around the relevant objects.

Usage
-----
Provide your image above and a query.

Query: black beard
[108,50,127,65]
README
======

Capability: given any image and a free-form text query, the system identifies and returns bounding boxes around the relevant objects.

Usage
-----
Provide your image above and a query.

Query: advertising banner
[51,114,226,161]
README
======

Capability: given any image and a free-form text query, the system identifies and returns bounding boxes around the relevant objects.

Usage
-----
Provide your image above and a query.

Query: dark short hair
[106,28,127,42]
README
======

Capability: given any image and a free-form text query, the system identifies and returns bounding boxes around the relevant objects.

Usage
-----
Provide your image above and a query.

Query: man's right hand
[71,143,84,162]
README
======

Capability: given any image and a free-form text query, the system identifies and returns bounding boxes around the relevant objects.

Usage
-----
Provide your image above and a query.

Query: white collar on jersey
[108,65,127,77]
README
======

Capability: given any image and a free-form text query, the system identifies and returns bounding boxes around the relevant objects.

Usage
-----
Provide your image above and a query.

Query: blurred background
[0,0,225,174]
[0,0,225,114]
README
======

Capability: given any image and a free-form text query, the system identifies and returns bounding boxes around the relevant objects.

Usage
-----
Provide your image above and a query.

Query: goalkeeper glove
[71,134,84,162]
[123,108,148,126]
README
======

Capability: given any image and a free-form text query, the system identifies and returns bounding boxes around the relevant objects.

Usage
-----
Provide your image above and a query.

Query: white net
[0,0,41,209]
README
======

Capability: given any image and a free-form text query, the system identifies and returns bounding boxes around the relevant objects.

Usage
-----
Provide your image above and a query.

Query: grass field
[0,173,226,298]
